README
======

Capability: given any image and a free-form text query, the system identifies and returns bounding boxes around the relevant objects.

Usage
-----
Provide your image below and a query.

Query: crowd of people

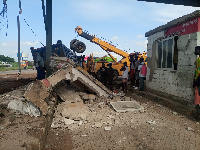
[99,55,147,93]
[35,51,147,93]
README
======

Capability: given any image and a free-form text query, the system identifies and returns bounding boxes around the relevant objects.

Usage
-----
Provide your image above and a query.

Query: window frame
[156,37,175,70]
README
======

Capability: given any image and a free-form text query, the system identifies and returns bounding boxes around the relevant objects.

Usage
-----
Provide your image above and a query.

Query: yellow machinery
[21,60,28,69]
[74,26,147,80]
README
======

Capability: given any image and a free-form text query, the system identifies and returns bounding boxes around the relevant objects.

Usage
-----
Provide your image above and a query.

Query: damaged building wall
[147,31,199,101]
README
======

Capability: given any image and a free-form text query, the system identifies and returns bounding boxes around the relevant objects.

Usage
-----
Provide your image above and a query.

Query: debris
[63,118,74,125]
[186,127,194,131]
[139,107,145,113]
[94,122,103,128]
[7,99,41,117]
[172,112,178,115]
[55,85,82,103]
[82,94,89,100]
[107,115,115,119]
[81,135,87,137]
[110,101,144,113]
[88,94,96,100]
[106,120,112,124]
[104,127,111,131]
[124,96,131,101]
[24,81,50,115]
[78,121,83,126]
[80,114,87,120]
[146,120,156,125]
[98,102,104,108]
[59,101,89,121]
[113,96,121,102]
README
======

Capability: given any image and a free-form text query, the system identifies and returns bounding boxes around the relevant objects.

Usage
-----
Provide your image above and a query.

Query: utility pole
[45,0,52,77]
[17,0,22,74]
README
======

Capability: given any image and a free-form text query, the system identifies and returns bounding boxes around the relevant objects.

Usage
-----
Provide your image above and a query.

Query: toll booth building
[145,10,200,101]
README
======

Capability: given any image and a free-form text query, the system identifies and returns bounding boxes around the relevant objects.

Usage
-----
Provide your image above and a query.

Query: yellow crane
[74,26,147,80]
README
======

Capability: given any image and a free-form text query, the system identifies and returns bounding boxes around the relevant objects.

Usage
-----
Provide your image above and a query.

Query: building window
[157,38,174,69]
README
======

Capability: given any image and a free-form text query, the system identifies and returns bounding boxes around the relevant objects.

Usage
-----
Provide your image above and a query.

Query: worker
[134,57,140,90]
[120,62,129,93]
[138,58,146,91]
[107,63,114,91]
[99,62,107,86]
[193,74,200,112]
[36,51,45,80]
[193,54,200,112]
[130,55,136,87]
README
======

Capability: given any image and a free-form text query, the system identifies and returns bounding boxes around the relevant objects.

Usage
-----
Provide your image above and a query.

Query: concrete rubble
[24,57,113,115]
[7,99,41,117]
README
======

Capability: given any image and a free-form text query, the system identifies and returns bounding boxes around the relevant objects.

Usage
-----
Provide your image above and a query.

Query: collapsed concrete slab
[24,57,113,115]
[7,99,41,117]
[24,80,50,115]
[49,57,113,97]
[110,101,144,113]
[54,85,82,103]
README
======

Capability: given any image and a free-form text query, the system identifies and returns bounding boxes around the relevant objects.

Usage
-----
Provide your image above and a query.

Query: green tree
[0,55,15,63]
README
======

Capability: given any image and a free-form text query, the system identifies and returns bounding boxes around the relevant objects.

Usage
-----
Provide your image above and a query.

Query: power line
[22,17,45,47]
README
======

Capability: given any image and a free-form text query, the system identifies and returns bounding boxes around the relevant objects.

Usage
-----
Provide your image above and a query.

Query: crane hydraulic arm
[75,26,130,62]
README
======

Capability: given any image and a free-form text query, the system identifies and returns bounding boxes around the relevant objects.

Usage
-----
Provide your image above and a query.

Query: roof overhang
[137,0,200,7]
[145,10,200,37]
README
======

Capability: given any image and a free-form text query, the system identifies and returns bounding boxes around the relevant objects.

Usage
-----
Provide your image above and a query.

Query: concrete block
[63,118,74,125]
[110,101,144,113]
[7,100,41,117]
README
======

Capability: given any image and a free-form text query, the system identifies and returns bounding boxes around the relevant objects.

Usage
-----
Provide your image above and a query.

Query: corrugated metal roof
[145,10,200,37]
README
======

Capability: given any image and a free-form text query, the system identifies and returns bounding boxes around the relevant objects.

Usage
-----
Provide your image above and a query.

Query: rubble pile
[49,83,144,132]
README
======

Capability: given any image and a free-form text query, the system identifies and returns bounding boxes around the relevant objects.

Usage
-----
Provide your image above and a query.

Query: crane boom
[75,26,130,59]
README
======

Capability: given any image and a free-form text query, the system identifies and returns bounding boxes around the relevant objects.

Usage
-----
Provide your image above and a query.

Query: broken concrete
[55,85,82,103]
[24,57,113,113]
[24,80,50,115]
[110,101,144,113]
[7,99,41,117]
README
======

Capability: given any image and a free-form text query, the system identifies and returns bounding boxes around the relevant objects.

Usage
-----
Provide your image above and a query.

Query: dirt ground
[0,72,200,150]
[0,70,37,94]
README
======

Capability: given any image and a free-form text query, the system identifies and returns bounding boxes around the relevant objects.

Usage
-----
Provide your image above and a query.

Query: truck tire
[113,69,119,81]
[74,41,86,53]
[70,39,78,50]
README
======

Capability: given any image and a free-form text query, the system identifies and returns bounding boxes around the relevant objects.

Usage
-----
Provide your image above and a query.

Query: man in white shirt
[36,52,45,80]
[120,62,129,93]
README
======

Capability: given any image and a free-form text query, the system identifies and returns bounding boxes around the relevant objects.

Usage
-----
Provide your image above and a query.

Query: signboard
[165,17,200,36]
[22,53,28,58]
[17,53,22,57]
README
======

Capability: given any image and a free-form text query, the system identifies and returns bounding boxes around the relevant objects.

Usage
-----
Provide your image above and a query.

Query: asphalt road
[0,69,37,75]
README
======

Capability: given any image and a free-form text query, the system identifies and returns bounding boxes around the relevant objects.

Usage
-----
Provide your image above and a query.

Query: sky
[0,0,200,61]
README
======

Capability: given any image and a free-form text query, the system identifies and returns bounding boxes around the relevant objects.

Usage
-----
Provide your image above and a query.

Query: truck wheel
[113,69,119,81]
[70,39,78,50]
[74,41,86,53]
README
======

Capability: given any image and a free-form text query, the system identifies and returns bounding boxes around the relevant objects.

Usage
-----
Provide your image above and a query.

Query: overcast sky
[0,0,199,61]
